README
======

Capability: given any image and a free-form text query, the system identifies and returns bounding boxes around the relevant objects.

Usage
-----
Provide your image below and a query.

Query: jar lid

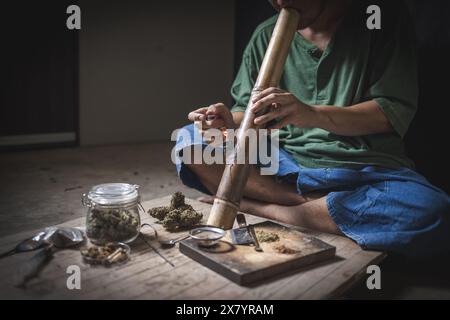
[85,183,139,206]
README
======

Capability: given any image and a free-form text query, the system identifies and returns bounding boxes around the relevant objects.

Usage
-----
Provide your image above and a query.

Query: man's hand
[251,87,317,129]
[188,103,237,130]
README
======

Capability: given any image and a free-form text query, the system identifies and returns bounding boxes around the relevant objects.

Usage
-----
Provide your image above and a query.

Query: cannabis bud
[148,192,203,232]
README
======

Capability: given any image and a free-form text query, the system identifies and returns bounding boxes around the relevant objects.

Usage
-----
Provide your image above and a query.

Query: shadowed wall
[79,0,235,145]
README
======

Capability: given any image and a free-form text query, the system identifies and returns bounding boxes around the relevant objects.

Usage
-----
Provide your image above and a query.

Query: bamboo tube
[207,8,300,229]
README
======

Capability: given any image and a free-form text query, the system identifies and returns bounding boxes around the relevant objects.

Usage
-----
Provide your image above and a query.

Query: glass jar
[82,183,142,245]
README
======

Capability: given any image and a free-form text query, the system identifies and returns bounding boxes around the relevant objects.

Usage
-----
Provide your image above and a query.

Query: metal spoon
[159,235,190,248]
[0,231,47,259]
[15,227,85,287]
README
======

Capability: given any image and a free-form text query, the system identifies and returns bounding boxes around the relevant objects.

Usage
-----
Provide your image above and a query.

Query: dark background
[0,1,78,143]
[1,0,449,193]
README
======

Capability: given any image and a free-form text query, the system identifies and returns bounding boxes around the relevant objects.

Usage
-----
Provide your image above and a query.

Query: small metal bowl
[81,242,131,266]
[189,226,226,248]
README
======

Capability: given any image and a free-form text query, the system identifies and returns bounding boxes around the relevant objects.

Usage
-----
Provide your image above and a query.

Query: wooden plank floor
[0,196,385,300]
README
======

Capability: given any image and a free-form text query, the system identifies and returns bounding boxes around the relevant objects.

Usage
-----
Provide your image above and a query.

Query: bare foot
[239,196,343,235]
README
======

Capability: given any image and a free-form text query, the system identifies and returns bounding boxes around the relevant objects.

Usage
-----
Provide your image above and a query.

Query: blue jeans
[175,124,450,259]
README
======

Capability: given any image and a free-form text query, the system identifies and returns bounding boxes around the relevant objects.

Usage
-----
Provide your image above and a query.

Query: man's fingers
[251,93,290,114]
[189,103,236,129]
[252,87,285,103]
[254,107,289,126]
[188,104,226,123]
[188,107,208,122]
[206,103,227,114]
[188,112,206,122]
[206,103,236,128]
[205,118,226,128]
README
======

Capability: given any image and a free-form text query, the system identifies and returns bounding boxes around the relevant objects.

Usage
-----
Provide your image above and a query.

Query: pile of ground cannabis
[148,192,203,232]
[274,244,298,254]
[255,230,280,243]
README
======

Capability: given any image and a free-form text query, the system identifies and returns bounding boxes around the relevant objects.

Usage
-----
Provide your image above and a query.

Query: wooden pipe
[207,8,300,229]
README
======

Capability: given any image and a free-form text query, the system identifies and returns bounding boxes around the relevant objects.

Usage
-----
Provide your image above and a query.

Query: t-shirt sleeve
[230,53,255,113]
[230,20,273,113]
[363,5,419,138]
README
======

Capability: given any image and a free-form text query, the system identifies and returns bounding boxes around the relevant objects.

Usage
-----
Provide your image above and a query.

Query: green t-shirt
[230,1,418,169]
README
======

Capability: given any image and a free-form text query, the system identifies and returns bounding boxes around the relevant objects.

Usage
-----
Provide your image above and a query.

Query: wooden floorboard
[0,196,385,299]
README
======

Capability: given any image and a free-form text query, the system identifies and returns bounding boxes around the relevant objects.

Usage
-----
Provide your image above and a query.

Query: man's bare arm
[311,100,393,136]
[252,87,393,136]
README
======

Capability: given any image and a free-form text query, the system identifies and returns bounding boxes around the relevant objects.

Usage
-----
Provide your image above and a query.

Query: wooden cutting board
[179,221,336,286]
